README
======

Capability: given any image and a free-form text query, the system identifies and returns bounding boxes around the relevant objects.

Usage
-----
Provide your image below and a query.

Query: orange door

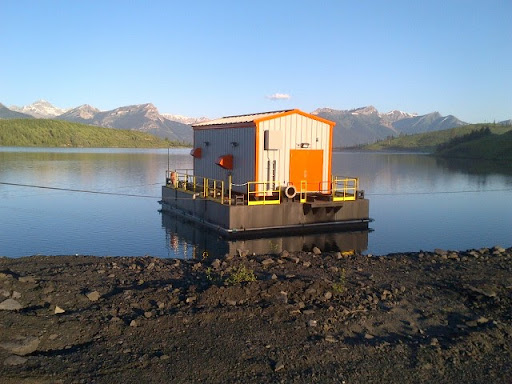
[289,149,323,192]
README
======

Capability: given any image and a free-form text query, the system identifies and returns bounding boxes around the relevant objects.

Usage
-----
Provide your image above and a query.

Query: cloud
[266,93,291,100]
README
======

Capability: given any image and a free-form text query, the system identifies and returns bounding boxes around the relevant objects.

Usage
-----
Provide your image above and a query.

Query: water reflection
[435,156,512,178]
[161,212,369,259]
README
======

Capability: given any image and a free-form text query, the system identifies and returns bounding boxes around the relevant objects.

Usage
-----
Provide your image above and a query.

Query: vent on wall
[190,147,202,158]
[216,154,233,170]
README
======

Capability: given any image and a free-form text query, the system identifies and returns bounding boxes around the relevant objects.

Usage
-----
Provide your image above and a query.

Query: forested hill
[362,124,512,153]
[0,119,183,148]
[435,128,512,162]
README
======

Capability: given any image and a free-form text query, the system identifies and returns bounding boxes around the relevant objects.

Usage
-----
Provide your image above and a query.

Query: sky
[1,0,511,123]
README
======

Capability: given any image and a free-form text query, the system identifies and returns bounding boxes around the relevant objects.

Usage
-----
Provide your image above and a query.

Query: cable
[2,181,511,200]
[0,181,161,199]
[0,181,220,201]
[366,188,512,196]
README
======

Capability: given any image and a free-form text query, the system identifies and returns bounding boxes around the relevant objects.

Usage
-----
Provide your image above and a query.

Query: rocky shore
[0,246,511,383]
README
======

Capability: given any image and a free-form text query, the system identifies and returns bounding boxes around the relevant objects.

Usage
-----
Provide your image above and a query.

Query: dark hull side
[161,186,370,238]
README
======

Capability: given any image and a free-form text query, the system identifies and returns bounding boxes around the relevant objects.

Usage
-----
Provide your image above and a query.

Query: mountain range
[312,106,467,147]
[2,100,508,147]
[55,103,193,143]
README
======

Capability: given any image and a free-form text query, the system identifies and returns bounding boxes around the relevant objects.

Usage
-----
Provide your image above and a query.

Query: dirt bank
[0,246,511,383]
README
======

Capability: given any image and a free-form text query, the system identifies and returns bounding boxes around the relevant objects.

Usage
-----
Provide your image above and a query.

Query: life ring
[170,172,177,186]
[284,185,297,199]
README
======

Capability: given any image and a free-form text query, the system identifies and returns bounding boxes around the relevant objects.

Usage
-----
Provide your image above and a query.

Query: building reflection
[161,212,369,259]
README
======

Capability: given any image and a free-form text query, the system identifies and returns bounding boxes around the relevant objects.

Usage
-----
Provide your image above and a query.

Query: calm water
[0,147,511,258]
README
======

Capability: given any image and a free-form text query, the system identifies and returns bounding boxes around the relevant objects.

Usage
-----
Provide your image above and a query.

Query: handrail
[166,170,360,205]
[247,181,281,205]
[332,176,358,201]
[167,170,231,205]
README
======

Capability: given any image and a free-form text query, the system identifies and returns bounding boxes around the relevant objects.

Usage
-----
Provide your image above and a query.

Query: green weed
[332,268,346,294]
[225,265,257,285]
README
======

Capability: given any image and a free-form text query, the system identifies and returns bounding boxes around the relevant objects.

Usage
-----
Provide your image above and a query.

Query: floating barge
[161,109,370,237]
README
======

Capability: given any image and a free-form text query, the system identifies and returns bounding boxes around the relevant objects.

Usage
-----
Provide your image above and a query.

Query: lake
[1,147,511,258]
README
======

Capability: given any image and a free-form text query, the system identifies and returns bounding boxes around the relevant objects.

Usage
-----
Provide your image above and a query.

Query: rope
[2,181,511,200]
[367,188,512,196]
[0,181,161,199]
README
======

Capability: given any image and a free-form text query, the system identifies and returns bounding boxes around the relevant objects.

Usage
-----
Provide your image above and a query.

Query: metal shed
[162,108,369,236]
[191,109,335,194]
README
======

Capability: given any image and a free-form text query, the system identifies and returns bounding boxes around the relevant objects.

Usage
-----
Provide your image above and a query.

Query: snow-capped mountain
[0,103,34,119]
[313,106,416,121]
[162,113,210,125]
[381,110,418,123]
[312,106,466,147]
[9,99,69,118]
[58,104,100,120]
[58,103,193,143]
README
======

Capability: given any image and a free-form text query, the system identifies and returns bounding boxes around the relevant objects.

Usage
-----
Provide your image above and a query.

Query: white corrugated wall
[257,113,331,188]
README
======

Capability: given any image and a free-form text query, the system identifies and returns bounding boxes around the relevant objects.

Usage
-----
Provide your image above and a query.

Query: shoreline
[1,246,511,383]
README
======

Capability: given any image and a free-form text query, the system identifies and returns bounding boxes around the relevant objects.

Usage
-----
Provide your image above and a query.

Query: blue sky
[1,0,511,122]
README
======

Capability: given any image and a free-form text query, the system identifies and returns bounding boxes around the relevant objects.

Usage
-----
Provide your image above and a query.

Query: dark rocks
[0,249,510,383]
[273,361,285,372]
[261,258,274,266]
[4,355,28,366]
[54,305,65,314]
[324,334,337,343]
[277,291,288,304]
[279,250,290,259]
[0,298,22,311]
[0,336,40,356]
[18,275,36,283]
[465,285,497,298]
[86,290,101,302]
[380,289,393,301]
[312,247,322,255]
[237,249,249,257]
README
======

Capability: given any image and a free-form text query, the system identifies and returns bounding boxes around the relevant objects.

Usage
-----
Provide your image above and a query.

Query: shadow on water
[161,212,369,259]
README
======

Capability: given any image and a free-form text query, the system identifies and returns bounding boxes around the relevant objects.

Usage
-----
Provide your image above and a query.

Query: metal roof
[192,109,295,127]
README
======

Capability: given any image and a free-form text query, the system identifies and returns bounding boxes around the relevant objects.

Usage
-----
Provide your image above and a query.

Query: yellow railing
[332,176,358,201]
[205,178,225,204]
[247,181,281,205]
[166,170,360,206]
[167,170,228,205]
[300,180,307,203]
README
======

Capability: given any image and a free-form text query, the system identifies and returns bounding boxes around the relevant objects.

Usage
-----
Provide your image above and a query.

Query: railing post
[228,174,232,205]
[300,180,307,203]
